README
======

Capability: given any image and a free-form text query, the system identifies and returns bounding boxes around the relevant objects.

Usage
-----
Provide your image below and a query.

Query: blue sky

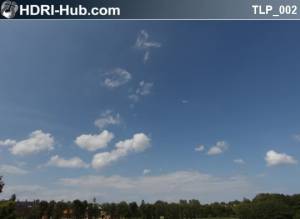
[0,21,300,203]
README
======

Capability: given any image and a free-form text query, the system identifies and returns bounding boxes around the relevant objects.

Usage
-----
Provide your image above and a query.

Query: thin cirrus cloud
[59,171,252,203]
[0,130,54,156]
[75,130,114,152]
[234,159,245,165]
[0,164,28,175]
[292,134,300,142]
[143,169,151,175]
[135,30,161,63]
[207,141,229,156]
[102,68,131,88]
[129,81,154,102]
[94,110,121,129]
[92,133,150,169]
[265,150,298,166]
[47,155,89,168]
[2,171,253,202]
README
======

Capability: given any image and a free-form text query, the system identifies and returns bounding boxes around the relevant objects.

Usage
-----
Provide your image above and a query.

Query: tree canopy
[0,176,4,193]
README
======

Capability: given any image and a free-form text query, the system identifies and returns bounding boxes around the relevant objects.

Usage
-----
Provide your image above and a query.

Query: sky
[0,21,300,203]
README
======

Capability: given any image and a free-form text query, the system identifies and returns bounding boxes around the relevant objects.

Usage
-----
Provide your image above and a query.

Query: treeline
[101,194,300,219]
[1,193,300,219]
[15,199,101,219]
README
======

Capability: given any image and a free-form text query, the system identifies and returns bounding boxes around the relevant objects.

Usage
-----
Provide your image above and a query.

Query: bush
[0,200,16,219]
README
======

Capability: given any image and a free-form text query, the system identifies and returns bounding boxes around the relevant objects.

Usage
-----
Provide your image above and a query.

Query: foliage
[0,193,297,219]
[0,200,16,219]
[0,176,4,193]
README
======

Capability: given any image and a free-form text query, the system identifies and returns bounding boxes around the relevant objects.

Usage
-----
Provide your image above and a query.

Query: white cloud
[92,133,150,169]
[2,172,255,202]
[129,81,153,102]
[128,94,139,102]
[8,130,54,156]
[135,30,161,63]
[94,110,121,129]
[75,130,114,152]
[47,155,89,168]
[181,100,189,104]
[136,81,153,96]
[0,164,28,175]
[0,139,16,147]
[234,159,245,165]
[293,134,300,142]
[135,30,161,49]
[59,170,253,203]
[143,51,150,63]
[103,68,131,88]
[207,141,228,155]
[195,145,205,152]
[143,169,151,175]
[265,150,297,166]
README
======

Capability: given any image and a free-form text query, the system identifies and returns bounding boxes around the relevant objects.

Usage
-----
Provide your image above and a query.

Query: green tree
[294,211,300,219]
[0,200,16,219]
[72,199,86,219]
[117,201,129,217]
[0,176,4,193]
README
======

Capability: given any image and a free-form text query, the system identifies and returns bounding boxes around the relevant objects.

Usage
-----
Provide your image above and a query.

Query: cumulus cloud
[195,145,205,152]
[92,133,150,169]
[0,164,28,175]
[129,81,153,102]
[47,155,89,168]
[59,170,253,203]
[103,68,131,88]
[75,130,114,152]
[265,150,297,166]
[234,159,245,165]
[0,139,16,147]
[6,130,54,156]
[207,141,228,155]
[135,30,161,63]
[94,110,121,129]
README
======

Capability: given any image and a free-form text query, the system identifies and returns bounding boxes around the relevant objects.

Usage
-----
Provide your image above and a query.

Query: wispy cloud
[207,141,228,156]
[92,133,150,169]
[195,145,205,152]
[292,134,300,142]
[135,30,161,63]
[94,110,121,129]
[47,155,89,168]
[0,164,28,175]
[265,150,297,166]
[102,68,131,88]
[143,169,151,175]
[129,81,154,102]
[75,130,114,152]
[59,171,253,203]
[234,159,245,165]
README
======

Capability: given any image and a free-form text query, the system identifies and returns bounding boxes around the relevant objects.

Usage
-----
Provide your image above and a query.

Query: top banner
[1,0,300,19]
